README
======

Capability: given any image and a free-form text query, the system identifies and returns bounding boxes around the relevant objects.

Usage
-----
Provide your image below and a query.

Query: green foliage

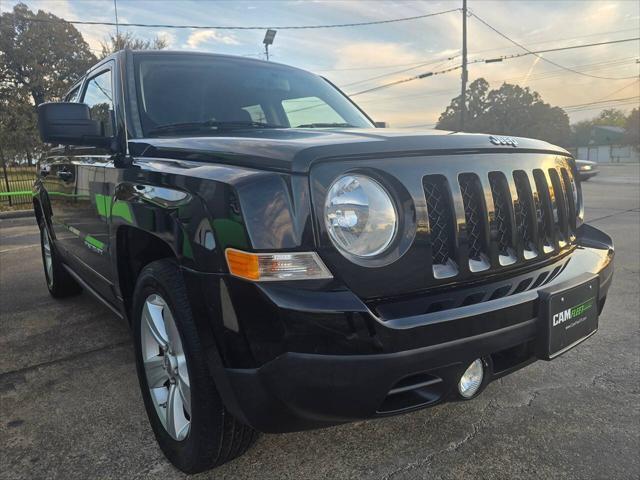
[623,108,639,150]
[0,3,96,164]
[569,108,637,147]
[0,3,96,106]
[436,78,571,147]
[594,108,628,127]
[100,32,168,59]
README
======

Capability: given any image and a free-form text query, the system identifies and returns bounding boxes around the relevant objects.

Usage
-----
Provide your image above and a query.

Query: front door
[47,66,116,300]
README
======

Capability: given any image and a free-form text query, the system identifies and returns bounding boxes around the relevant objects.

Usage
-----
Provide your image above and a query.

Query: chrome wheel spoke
[163,307,181,353]
[177,373,191,416]
[144,356,169,388]
[143,299,169,349]
[166,383,189,440]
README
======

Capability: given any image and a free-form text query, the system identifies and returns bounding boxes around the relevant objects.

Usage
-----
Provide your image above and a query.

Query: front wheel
[132,260,258,474]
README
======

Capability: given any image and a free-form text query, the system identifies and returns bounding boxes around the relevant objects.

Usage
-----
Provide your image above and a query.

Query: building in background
[574,125,640,163]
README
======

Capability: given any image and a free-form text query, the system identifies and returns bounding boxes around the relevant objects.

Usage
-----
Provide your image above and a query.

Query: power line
[348,37,639,97]
[561,96,640,110]
[469,37,640,66]
[13,8,460,30]
[468,11,640,81]
[591,79,640,103]
[563,100,639,113]
[337,38,637,91]
[467,28,640,56]
[350,64,464,96]
[339,57,456,88]
[314,27,639,72]
[355,58,636,107]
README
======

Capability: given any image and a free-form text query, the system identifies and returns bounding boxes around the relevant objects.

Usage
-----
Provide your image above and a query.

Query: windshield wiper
[295,122,356,128]
[146,120,284,136]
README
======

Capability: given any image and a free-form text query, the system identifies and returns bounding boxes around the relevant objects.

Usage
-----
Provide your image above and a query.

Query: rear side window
[281,96,345,127]
[82,70,114,137]
[65,85,82,102]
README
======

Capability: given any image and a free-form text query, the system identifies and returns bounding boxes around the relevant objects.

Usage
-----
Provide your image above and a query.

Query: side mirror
[37,102,110,148]
[374,121,388,128]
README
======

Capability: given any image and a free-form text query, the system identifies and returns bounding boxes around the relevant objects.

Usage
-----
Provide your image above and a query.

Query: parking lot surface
[1,164,639,480]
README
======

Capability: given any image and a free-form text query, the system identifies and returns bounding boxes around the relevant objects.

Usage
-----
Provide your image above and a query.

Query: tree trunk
[0,145,12,207]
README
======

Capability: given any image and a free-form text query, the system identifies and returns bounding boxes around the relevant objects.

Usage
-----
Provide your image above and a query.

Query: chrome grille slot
[459,173,490,272]
[513,171,538,259]
[423,175,458,278]
[560,167,577,233]
[532,169,555,253]
[489,172,517,266]
[548,168,569,243]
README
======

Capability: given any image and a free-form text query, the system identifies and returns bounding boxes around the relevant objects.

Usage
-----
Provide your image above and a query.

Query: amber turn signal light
[225,248,333,282]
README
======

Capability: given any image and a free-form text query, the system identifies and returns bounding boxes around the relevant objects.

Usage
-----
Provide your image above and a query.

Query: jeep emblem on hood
[489,135,518,147]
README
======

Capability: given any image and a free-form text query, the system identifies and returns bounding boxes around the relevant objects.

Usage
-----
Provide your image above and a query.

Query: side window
[65,85,81,102]
[282,96,345,127]
[82,70,114,137]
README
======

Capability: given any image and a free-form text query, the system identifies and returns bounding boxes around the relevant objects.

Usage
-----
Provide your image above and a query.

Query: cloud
[186,30,240,48]
[334,42,424,70]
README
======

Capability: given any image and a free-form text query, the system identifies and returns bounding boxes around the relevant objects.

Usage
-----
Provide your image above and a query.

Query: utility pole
[113,0,120,37]
[460,0,468,131]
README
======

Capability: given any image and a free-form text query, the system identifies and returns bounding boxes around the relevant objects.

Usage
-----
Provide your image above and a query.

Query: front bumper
[184,224,614,433]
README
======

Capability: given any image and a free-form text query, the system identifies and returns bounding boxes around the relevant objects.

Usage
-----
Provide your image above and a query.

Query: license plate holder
[538,274,599,360]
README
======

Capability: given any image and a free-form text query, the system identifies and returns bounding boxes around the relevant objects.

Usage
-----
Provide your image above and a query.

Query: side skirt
[63,264,126,321]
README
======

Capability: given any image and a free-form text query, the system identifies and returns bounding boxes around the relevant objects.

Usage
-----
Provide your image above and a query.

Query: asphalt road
[1,164,639,480]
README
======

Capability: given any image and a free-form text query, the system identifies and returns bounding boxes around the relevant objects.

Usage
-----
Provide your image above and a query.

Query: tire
[38,219,82,298]
[132,259,258,474]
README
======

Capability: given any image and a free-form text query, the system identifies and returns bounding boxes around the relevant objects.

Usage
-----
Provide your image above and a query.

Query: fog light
[458,359,484,398]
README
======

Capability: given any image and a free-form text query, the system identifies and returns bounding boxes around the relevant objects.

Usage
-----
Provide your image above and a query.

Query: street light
[263,29,277,61]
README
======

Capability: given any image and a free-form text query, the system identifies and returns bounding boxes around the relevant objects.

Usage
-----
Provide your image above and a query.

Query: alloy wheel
[41,228,53,287]
[141,294,192,441]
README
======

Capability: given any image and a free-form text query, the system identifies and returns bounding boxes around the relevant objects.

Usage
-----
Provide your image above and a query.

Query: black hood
[129,128,570,174]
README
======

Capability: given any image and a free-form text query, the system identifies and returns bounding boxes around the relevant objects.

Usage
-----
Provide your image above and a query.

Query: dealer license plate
[538,275,599,360]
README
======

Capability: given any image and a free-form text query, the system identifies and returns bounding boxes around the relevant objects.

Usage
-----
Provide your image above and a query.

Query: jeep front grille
[459,173,490,271]
[422,166,577,279]
[423,175,458,278]
[489,172,516,265]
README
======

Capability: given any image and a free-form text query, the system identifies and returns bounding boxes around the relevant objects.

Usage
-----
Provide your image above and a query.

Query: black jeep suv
[34,50,614,473]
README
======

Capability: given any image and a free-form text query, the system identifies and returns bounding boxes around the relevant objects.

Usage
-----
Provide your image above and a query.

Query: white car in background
[576,159,599,181]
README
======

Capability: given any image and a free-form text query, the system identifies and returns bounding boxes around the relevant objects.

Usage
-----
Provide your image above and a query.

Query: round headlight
[325,174,397,257]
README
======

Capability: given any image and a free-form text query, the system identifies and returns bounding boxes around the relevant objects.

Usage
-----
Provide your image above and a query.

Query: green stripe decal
[84,235,105,251]
[112,200,133,223]
[94,194,133,223]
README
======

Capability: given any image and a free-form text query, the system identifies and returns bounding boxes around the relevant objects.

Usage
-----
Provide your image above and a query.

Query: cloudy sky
[3,0,639,127]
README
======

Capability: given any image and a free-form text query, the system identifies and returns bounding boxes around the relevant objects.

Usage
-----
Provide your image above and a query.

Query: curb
[0,209,34,220]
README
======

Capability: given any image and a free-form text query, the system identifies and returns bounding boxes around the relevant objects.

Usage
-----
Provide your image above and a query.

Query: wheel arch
[115,225,177,322]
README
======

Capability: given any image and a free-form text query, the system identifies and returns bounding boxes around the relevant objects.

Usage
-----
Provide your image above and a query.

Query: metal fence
[1,164,37,208]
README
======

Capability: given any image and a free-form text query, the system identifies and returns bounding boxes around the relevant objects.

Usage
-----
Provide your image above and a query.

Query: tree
[436,78,571,147]
[0,3,96,106]
[569,108,633,147]
[595,108,627,127]
[0,3,96,164]
[624,108,639,150]
[99,32,168,59]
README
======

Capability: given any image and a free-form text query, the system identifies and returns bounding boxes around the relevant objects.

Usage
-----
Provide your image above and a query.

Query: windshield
[132,53,373,136]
